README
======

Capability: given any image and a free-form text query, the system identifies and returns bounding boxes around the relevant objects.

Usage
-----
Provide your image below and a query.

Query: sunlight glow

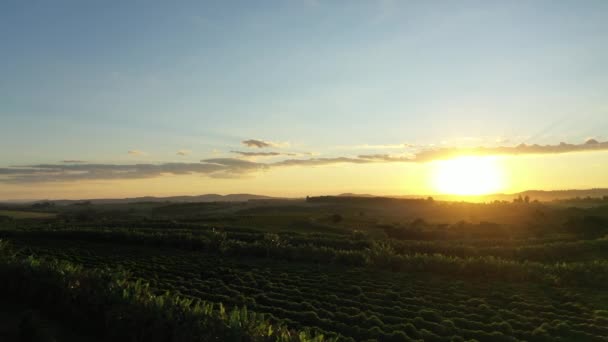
[432,156,505,196]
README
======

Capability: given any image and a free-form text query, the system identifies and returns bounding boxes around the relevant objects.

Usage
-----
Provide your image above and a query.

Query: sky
[1,0,608,200]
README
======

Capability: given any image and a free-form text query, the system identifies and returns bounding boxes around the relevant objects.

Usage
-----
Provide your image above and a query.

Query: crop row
[13,237,608,342]
[3,228,608,288]
[0,240,335,342]
[4,223,602,263]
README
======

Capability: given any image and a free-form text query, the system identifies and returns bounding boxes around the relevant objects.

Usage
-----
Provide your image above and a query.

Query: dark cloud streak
[242,139,272,148]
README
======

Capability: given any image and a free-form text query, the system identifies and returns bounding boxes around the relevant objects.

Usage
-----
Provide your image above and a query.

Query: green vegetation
[0,210,56,219]
[1,196,607,341]
[0,241,333,342]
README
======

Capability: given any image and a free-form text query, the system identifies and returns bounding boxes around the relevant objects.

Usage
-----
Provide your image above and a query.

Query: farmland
[0,209,56,219]
[1,196,608,341]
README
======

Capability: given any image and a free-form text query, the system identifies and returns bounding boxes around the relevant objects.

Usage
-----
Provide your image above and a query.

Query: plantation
[1,197,607,341]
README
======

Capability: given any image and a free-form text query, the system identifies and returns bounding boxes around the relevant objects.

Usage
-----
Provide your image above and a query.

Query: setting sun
[432,156,505,196]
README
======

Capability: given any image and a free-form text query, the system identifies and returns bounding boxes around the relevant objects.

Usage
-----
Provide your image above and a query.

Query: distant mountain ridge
[4,188,608,205]
[32,194,279,205]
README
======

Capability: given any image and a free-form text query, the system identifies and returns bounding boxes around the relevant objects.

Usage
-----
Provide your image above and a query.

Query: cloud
[241,139,290,149]
[0,163,227,183]
[274,157,373,167]
[128,150,145,156]
[242,139,273,148]
[2,140,607,183]
[202,158,264,168]
[0,167,58,175]
[410,140,608,162]
[230,150,313,158]
[0,157,368,183]
[357,154,411,162]
[61,160,86,163]
[201,158,267,178]
[176,150,191,156]
[231,151,282,157]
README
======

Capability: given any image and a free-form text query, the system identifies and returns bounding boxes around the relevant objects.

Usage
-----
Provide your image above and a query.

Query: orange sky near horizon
[1,151,607,201]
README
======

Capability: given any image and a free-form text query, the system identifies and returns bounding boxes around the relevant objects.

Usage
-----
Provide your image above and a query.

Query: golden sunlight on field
[432,156,505,196]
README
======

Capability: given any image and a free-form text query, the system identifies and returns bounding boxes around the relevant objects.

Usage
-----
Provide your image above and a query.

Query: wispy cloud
[61,160,86,163]
[2,140,607,183]
[0,163,226,183]
[242,139,273,148]
[230,151,303,157]
[358,154,412,162]
[176,150,191,156]
[0,158,367,183]
[128,150,145,156]
[231,151,282,157]
[410,140,608,162]
[273,157,373,167]
[241,139,289,149]
[200,158,267,178]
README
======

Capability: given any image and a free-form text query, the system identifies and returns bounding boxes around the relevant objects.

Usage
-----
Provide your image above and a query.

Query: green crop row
[10,238,608,342]
[4,227,608,288]
[0,240,335,342]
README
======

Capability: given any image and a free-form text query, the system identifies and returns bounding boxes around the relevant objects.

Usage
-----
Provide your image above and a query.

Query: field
[1,196,608,341]
[0,209,56,219]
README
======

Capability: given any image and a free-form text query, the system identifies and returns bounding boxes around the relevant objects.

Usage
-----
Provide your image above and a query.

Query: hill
[34,193,279,205]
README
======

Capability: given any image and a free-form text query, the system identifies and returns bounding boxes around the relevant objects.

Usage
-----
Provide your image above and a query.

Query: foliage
[4,237,608,342]
[0,240,335,342]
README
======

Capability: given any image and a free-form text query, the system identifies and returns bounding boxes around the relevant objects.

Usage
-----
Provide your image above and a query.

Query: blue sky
[1,1,608,198]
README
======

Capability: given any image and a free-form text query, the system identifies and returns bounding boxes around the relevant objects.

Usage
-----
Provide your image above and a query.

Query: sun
[432,156,505,196]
